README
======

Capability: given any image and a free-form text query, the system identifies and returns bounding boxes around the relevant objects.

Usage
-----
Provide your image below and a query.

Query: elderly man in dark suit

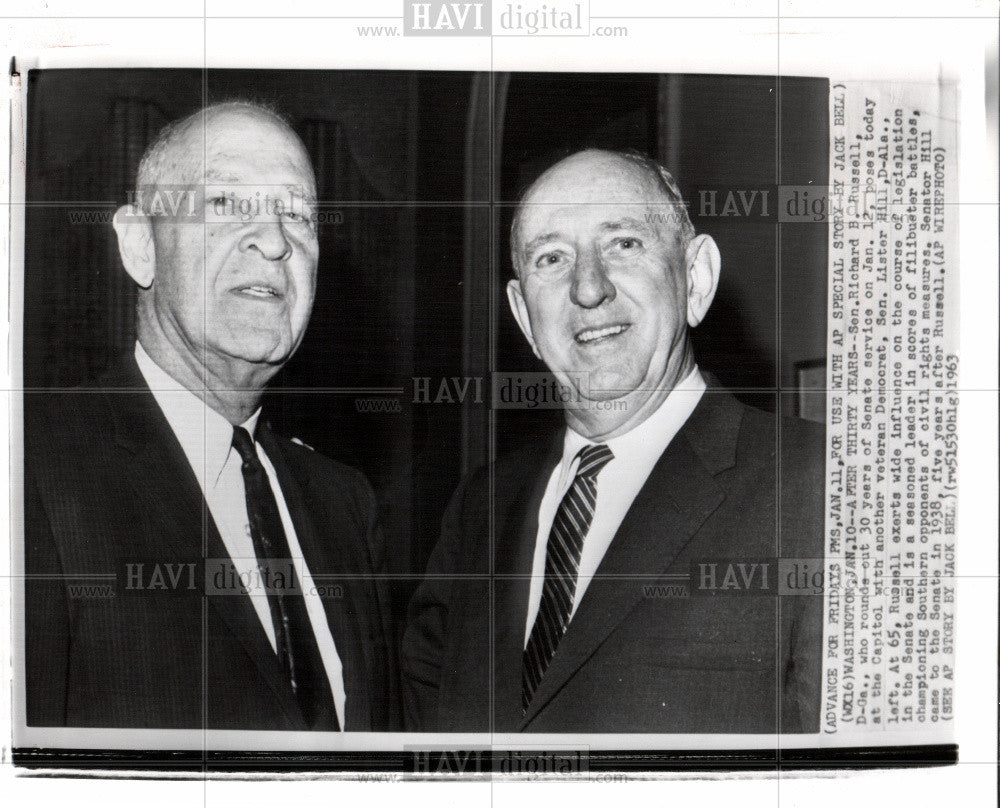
[24,102,397,731]
[402,149,824,733]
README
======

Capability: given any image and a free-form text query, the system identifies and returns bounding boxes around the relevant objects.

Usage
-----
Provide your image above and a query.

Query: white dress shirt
[135,343,346,729]
[524,366,707,647]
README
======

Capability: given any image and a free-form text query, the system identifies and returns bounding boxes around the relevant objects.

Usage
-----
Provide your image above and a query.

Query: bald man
[24,103,398,731]
[402,149,824,733]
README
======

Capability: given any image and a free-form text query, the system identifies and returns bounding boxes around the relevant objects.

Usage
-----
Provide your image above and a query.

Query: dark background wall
[22,70,827,622]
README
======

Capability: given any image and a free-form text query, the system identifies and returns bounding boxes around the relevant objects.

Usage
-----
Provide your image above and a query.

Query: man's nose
[570,246,616,308]
[239,218,292,261]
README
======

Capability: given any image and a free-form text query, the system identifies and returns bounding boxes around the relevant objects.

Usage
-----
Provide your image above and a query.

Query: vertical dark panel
[675,74,779,408]
[24,71,182,388]
[407,71,481,578]
[778,77,830,399]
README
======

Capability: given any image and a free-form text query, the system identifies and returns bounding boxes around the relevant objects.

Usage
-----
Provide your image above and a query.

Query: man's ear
[112,205,156,289]
[506,278,541,360]
[684,234,721,328]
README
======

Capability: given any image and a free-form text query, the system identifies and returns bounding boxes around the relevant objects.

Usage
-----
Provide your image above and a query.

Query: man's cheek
[292,271,317,313]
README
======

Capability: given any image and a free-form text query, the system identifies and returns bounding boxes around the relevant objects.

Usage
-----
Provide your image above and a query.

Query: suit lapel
[519,389,743,728]
[491,433,563,731]
[101,357,307,728]
[257,422,372,731]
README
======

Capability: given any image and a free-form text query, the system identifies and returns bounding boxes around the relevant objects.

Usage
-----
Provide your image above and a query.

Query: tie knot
[575,443,613,479]
[231,426,258,465]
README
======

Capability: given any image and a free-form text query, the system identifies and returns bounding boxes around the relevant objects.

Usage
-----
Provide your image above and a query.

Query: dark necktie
[231,426,339,731]
[522,443,614,711]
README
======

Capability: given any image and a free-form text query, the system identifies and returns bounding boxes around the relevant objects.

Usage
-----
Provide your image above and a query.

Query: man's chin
[573,388,628,404]
[579,367,643,401]
[215,331,295,369]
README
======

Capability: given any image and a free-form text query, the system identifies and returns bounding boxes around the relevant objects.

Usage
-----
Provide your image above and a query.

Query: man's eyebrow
[294,187,318,206]
[598,216,652,232]
[521,231,565,255]
[202,170,242,184]
[201,170,315,202]
[519,218,654,256]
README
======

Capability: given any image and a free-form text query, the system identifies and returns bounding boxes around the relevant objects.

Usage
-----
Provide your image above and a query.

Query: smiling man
[24,102,397,731]
[402,149,824,733]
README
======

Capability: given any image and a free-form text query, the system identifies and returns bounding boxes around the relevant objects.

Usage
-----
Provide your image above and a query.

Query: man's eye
[282,209,313,227]
[614,237,642,251]
[534,252,564,269]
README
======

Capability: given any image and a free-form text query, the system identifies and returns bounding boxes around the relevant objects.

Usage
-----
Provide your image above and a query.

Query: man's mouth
[574,323,630,345]
[233,284,284,300]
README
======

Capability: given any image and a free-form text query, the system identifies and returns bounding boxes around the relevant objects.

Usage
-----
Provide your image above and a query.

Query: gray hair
[133,100,292,213]
[509,149,696,277]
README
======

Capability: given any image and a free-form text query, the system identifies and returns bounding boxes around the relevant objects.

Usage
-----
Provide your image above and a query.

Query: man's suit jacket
[24,355,398,730]
[401,389,825,733]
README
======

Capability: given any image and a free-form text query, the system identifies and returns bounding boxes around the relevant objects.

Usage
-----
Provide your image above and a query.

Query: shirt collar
[561,365,706,469]
[134,342,261,487]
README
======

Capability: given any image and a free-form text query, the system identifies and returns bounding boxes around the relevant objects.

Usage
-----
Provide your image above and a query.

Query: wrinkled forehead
[168,112,316,192]
[516,157,676,239]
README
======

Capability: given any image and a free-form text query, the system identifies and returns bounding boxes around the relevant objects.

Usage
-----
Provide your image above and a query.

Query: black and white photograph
[17,68,831,738]
[2,1,996,806]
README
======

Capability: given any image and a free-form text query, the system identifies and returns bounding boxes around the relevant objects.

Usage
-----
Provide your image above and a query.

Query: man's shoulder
[438,428,562,531]
[667,384,825,481]
[732,399,826,475]
[24,375,125,461]
[478,428,562,489]
[263,431,386,573]
[727,397,826,555]
[264,424,378,507]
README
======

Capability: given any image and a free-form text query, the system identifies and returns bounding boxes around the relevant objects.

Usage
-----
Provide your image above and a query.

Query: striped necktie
[522,443,614,711]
